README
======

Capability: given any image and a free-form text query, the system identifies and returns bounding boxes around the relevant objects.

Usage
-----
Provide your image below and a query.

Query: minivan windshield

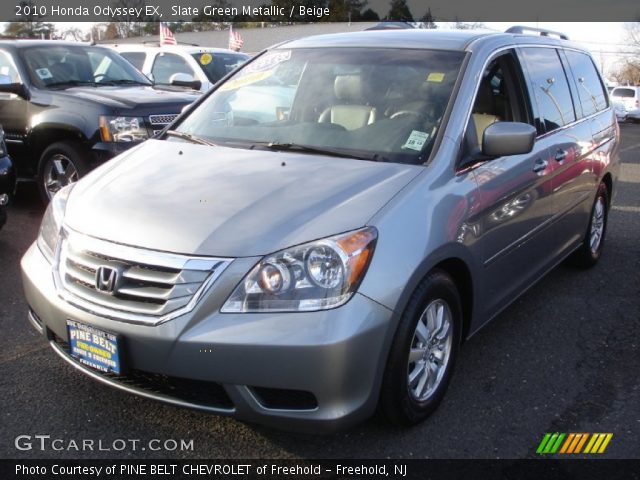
[21,45,152,89]
[175,48,464,164]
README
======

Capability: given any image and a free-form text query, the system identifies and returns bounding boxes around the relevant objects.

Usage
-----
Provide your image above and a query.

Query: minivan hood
[66,140,423,257]
[56,85,198,110]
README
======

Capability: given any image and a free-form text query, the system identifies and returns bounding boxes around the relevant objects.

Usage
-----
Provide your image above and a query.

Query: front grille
[56,231,231,325]
[52,334,234,410]
[149,114,178,126]
[251,386,318,411]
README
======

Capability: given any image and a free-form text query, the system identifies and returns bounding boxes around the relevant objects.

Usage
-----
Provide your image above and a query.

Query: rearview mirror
[0,82,29,100]
[482,122,536,157]
[170,73,202,91]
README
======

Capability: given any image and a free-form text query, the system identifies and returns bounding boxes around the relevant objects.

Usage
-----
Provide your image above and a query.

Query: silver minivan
[21,27,619,432]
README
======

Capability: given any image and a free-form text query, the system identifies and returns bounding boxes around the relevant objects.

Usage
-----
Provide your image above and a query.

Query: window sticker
[427,72,445,83]
[200,53,213,65]
[36,68,52,80]
[402,130,430,151]
[244,50,291,73]
[218,69,274,91]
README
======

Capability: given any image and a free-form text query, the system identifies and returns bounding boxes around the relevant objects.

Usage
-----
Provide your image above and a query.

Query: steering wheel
[390,110,423,120]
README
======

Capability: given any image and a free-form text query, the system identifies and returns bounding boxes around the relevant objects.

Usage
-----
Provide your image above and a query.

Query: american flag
[228,26,244,52]
[159,22,177,46]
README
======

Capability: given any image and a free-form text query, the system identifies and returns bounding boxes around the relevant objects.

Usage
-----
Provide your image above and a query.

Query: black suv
[0,40,199,200]
[0,125,15,230]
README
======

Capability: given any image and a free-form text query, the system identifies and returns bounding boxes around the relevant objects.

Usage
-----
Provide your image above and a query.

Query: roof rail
[505,26,569,40]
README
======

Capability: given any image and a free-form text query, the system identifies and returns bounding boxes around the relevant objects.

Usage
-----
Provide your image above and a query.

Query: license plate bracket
[66,320,122,375]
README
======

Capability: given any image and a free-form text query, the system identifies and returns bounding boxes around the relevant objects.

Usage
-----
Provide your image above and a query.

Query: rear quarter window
[611,88,637,98]
[563,50,608,117]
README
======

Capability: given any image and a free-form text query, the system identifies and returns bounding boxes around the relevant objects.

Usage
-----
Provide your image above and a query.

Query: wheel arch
[601,172,613,206]
[30,126,90,167]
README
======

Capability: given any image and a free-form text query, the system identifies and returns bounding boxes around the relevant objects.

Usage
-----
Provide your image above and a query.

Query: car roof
[0,40,108,49]
[277,28,581,52]
[112,44,247,55]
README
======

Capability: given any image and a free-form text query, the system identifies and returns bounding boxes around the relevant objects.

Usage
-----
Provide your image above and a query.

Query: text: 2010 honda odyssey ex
[21,27,619,432]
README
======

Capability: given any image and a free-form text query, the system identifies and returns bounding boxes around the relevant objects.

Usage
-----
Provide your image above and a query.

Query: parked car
[112,44,250,93]
[609,86,640,121]
[612,100,628,122]
[21,27,619,432]
[0,40,200,201]
[0,126,15,230]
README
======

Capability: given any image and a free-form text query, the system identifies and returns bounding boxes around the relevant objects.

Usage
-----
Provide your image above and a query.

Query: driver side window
[468,51,532,151]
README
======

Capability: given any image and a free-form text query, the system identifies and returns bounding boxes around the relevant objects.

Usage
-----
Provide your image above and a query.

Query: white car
[610,86,640,121]
[112,44,250,93]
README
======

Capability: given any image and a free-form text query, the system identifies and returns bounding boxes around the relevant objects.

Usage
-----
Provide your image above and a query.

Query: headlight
[99,116,149,142]
[222,227,377,313]
[37,184,74,263]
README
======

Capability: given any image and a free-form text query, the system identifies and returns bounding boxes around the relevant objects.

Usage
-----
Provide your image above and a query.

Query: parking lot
[0,124,638,460]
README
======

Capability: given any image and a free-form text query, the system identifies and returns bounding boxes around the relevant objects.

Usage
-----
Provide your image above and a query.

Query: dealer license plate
[66,320,122,375]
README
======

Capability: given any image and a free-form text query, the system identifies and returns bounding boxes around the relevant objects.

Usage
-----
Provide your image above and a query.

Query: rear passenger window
[120,52,146,71]
[520,48,575,134]
[563,50,608,117]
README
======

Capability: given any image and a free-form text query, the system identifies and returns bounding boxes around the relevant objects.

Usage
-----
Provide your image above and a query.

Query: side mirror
[482,122,536,157]
[0,82,29,100]
[169,73,202,91]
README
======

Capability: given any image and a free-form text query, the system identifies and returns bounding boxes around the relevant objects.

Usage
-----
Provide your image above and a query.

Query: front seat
[318,75,377,130]
[472,81,500,147]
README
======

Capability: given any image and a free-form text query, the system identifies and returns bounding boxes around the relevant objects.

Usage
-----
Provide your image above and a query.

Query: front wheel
[569,182,609,268]
[380,270,462,426]
[38,141,90,203]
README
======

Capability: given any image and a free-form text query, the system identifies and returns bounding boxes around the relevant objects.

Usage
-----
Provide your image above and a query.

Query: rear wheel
[380,270,462,426]
[38,141,90,203]
[569,182,609,268]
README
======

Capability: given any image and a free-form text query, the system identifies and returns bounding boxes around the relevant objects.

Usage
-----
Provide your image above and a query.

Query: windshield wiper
[165,130,216,146]
[45,80,98,89]
[98,79,151,86]
[254,141,388,162]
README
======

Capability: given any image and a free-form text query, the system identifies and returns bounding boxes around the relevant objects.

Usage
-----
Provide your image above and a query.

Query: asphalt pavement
[0,125,638,459]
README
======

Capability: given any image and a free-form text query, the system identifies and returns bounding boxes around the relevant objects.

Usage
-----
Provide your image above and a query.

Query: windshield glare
[21,45,152,88]
[176,47,464,164]
[193,52,249,83]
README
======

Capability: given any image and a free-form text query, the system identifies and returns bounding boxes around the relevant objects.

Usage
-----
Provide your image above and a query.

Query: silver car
[21,27,619,432]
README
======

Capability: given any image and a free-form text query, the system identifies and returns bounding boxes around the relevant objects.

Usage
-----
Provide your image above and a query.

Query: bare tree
[615,23,640,85]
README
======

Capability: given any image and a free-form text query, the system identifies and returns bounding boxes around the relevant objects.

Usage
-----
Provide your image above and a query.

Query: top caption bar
[0,0,636,22]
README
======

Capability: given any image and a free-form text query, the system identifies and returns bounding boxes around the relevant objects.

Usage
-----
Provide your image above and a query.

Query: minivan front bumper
[21,242,393,432]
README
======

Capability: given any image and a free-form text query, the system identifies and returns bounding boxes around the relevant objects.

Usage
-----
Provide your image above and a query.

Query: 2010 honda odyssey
[21,26,619,432]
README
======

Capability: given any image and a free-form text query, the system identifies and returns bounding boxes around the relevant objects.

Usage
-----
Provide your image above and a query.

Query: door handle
[555,149,567,162]
[533,158,548,174]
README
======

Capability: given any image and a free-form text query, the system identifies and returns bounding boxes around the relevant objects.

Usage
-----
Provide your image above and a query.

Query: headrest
[334,75,363,102]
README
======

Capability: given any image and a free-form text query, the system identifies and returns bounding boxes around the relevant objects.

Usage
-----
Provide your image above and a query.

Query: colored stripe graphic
[539,433,613,455]
[536,433,565,454]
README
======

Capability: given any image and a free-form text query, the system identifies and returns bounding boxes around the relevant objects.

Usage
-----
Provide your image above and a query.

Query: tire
[37,141,90,203]
[380,269,462,426]
[569,182,609,268]
[0,207,6,231]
